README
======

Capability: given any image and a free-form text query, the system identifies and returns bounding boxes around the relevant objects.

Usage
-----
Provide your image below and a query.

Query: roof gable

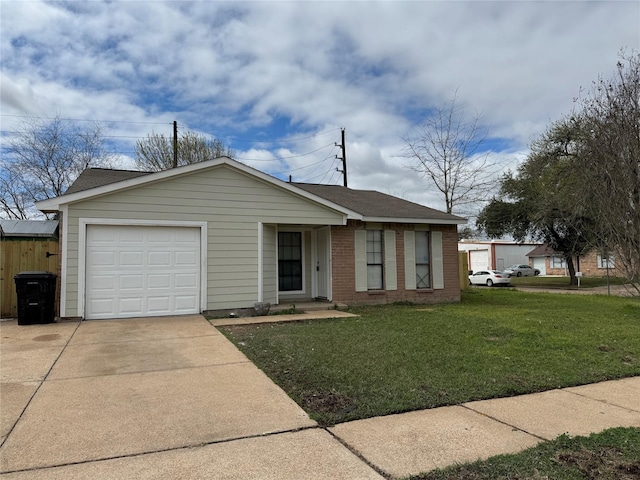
[36,158,356,218]
[36,157,466,225]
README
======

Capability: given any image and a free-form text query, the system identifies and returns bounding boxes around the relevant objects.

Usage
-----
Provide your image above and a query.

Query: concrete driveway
[0,316,382,479]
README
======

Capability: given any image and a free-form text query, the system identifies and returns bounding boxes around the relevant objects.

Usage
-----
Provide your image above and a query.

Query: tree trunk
[566,255,577,286]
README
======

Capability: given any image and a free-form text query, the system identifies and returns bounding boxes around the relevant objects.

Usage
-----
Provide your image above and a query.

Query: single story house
[526,244,618,277]
[36,158,466,320]
[458,239,541,273]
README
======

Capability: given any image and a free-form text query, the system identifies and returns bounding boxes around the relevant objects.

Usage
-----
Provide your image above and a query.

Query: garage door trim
[78,218,208,319]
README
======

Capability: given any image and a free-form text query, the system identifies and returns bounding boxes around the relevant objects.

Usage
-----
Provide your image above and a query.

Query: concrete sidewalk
[1,314,639,479]
[330,376,640,478]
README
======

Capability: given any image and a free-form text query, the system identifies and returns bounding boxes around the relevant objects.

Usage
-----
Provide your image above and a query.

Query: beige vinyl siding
[262,224,277,305]
[63,165,345,315]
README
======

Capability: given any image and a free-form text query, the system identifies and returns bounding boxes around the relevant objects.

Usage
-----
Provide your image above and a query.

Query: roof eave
[360,216,468,225]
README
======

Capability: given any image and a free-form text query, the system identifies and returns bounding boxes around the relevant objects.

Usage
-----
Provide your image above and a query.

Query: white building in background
[459,239,542,274]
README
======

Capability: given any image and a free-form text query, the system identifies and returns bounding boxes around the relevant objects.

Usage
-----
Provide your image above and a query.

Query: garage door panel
[175,273,198,288]
[175,295,198,311]
[88,298,116,316]
[175,228,199,242]
[85,225,201,320]
[120,251,144,267]
[148,274,171,289]
[176,251,198,266]
[149,251,171,266]
[147,297,171,314]
[120,229,145,243]
[119,298,144,315]
[119,274,144,290]
[89,252,116,266]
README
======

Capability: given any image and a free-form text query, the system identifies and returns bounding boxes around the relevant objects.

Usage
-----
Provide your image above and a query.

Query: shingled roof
[293,183,464,222]
[64,168,151,195]
[59,165,465,223]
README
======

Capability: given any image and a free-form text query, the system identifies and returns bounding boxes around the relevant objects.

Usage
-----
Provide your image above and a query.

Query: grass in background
[219,289,640,425]
[510,275,628,288]
[408,427,640,480]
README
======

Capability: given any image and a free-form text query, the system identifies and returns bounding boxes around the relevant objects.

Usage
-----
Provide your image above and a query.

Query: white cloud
[1,0,638,219]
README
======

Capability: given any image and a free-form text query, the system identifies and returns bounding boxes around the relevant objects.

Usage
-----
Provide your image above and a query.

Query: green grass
[219,289,640,426]
[408,427,640,480]
[510,275,628,288]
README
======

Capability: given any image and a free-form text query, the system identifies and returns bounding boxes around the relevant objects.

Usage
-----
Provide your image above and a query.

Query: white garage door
[533,257,546,276]
[85,225,200,320]
[469,250,489,273]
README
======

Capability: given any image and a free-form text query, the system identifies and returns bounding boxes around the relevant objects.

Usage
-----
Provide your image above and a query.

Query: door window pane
[279,232,302,291]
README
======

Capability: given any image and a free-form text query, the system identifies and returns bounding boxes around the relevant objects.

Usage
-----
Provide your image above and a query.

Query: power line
[222,127,342,145]
[273,148,338,176]
[234,142,335,162]
[0,114,173,126]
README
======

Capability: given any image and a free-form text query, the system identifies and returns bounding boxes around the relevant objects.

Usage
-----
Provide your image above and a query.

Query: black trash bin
[14,272,57,325]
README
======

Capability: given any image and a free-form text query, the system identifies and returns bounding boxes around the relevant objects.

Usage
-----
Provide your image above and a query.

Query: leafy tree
[477,117,597,285]
[135,130,234,172]
[1,116,112,219]
[402,92,501,215]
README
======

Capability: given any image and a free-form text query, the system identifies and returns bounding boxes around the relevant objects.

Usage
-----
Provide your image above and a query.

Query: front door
[315,227,330,299]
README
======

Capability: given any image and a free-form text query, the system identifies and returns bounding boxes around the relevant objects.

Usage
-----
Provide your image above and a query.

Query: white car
[469,270,512,287]
[503,264,538,277]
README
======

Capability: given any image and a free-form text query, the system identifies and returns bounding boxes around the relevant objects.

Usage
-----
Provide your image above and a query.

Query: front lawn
[409,427,640,480]
[219,289,640,425]
[510,275,627,288]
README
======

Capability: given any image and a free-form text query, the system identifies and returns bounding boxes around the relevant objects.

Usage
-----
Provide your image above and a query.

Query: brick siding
[535,249,620,277]
[331,221,461,305]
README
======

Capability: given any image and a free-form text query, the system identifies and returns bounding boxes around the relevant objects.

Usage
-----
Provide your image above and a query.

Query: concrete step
[271,301,348,313]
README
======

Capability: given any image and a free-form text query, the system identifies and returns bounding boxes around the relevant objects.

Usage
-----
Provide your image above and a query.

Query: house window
[551,256,566,268]
[278,232,302,291]
[366,230,384,290]
[597,254,615,269]
[415,231,431,289]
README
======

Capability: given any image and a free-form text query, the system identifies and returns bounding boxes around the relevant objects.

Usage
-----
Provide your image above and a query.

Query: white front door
[85,225,200,319]
[315,227,330,299]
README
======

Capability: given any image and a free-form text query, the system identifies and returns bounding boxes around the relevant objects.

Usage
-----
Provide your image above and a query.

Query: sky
[1,0,639,219]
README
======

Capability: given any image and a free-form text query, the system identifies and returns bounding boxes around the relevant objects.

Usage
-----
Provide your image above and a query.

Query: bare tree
[576,51,640,286]
[1,116,112,219]
[135,131,234,172]
[402,93,500,215]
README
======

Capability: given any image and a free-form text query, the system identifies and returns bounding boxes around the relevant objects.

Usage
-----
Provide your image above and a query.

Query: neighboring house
[459,240,541,273]
[35,158,466,320]
[526,244,618,277]
[1,219,60,318]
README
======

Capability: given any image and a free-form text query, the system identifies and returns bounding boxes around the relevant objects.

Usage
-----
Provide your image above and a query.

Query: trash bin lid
[14,271,57,279]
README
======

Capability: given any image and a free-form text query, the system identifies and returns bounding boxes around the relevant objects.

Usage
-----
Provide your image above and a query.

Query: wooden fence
[459,251,469,291]
[1,239,60,318]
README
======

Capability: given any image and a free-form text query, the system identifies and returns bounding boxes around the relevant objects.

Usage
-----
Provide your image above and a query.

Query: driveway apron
[0,315,318,474]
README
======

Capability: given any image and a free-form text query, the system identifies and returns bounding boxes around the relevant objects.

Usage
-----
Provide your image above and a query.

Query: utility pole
[335,127,347,187]
[173,121,178,169]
